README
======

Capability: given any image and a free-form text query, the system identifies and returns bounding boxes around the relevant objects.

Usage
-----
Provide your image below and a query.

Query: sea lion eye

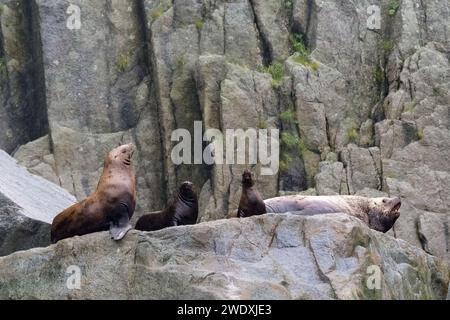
[382,199,387,204]
[122,150,127,154]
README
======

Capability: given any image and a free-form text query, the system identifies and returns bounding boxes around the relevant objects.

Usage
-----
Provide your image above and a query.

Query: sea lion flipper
[109,203,132,241]
[110,222,132,241]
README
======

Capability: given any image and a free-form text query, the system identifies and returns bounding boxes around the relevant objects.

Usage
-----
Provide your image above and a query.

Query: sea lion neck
[242,179,255,189]
[178,191,197,207]
[96,160,134,190]
[343,196,371,213]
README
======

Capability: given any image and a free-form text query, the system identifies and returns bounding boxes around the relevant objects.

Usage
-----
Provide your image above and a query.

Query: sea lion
[51,143,136,243]
[135,181,198,231]
[264,195,401,233]
[237,170,266,218]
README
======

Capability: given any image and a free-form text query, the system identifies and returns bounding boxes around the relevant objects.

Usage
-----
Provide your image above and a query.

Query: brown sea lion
[135,181,198,231]
[51,143,136,243]
[237,170,266,218]
[264,195,401,233]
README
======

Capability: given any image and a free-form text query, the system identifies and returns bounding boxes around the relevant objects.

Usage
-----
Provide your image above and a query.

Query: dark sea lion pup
[135,181,198,231]
[264,195,401,233]
[237,170,266,218]
[51,143,136,243]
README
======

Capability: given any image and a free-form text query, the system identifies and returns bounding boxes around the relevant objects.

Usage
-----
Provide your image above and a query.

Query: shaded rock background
[0,150,76,256]
[0,0,449,262]
[0,214,448,300]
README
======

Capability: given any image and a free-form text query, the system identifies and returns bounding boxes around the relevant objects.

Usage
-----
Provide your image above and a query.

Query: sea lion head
[107,143,135,167]
[367,197,401,233]
[242,170,255,188]
[179,181,197,203]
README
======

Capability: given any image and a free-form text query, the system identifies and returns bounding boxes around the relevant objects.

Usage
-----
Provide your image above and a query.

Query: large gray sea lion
[135,181,198,231]
[264,195,401,233]
[237,170,266,218]
[51,143,136,243]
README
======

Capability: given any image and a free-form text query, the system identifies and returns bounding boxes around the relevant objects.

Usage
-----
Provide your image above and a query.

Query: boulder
[0,150,76,256]
[0,214,448,300]
[315,161,347,195]
[13,135,59,185]
[341,144,382,194]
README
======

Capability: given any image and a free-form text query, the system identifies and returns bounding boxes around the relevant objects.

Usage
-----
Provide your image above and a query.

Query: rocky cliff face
[0,214,448,300]
[0,0,449,262]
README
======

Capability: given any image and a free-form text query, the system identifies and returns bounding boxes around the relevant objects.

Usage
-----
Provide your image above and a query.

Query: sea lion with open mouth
[135,181,198,231]
[264,195,401,233]
[51,143,137,243]
[237,170,266,218]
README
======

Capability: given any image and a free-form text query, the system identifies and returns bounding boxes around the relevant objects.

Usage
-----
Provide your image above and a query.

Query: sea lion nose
[392,197,401,206]
[182,181,193,187]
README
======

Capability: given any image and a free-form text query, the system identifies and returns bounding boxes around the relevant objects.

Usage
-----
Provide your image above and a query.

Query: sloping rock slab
[0,150,76,256]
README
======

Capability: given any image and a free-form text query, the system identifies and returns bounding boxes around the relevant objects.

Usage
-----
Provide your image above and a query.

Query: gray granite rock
[0,214,447,300]
[0,150,76,256]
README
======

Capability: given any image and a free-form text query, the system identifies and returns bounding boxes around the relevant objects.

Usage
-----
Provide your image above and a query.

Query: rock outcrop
[0,0,449,262]
[0,150,76,256]
[0,214,448,300]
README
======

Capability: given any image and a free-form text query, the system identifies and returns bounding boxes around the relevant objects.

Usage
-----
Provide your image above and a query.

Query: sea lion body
[51,143,136,243]
[135,181,198,231]
[264,195,401,233]
[237,170,266,218]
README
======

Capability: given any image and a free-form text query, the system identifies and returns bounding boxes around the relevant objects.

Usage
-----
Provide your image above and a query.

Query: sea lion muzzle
[387,197,401,218]
[368,197,402,233]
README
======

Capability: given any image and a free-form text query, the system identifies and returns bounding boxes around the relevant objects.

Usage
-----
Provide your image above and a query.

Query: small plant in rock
[403,102,417,113]
[0,58,6,74]
[116,53,130,73]
[279,131,304,173]
[417,128,424,140]
[347,126,360,143]
[259,62,285,88]
[281,131,309,155]
[195,19,204,31]
[280,153,293,173]
[373,66,384,86]
[150,6,164,20]
[380,39,394,54]
[388,0,401,17]
[258,115,268,129]
[279,108,297,124]
[284,0,293,10]
[290,33,308,55]
[290,33,319,71]
[297,138,308,154]
[432,88,448,97]
[281,132,300,148]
